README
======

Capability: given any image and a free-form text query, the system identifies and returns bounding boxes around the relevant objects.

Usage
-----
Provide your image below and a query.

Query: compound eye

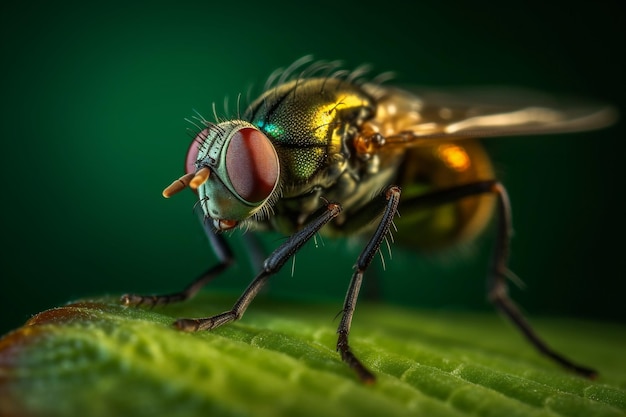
[225,127,279,203]
[185,129,209,174]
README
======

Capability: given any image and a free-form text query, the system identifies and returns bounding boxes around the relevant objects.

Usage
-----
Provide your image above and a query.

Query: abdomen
[393,139,495,250]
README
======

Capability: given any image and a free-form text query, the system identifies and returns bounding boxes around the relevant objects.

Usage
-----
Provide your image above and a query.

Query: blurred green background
[1,1,624,335]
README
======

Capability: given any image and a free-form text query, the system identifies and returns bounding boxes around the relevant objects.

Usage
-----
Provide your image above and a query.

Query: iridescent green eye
[225,127,279,203]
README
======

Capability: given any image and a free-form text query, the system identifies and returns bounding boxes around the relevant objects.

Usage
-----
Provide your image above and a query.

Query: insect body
[121,57,616,383]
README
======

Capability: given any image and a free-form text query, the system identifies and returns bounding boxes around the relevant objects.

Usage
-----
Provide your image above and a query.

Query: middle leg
[336,185,402,383]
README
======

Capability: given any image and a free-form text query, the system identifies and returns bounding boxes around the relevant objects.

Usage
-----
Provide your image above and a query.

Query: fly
[121,56,617,383]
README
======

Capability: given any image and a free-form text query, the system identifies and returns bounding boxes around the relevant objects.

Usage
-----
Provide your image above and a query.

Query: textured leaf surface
[0,293,624,417]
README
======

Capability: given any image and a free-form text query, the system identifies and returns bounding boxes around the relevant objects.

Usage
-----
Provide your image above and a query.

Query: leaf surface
[0,293,624,417]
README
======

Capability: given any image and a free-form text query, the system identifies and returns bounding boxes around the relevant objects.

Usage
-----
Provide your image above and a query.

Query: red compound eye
[185,129,209,174]
[225,127,279,203]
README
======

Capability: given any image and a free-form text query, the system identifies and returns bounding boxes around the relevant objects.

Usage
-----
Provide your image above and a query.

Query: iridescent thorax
[244,78,376,189]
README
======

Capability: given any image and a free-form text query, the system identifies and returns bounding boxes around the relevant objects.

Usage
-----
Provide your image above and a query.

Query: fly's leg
[400,179,597,378]
[336,185,402,383]
[173,201,342,332]
[120,219,234,307]
[487,182,597,378]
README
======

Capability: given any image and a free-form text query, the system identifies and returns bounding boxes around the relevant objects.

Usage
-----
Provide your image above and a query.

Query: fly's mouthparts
[214,218,238,231]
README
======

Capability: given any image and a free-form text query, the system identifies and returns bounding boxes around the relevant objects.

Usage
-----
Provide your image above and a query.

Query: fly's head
[163,121,280,231]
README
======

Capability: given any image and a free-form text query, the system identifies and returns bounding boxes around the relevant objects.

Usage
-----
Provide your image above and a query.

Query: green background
[1,1,624,335]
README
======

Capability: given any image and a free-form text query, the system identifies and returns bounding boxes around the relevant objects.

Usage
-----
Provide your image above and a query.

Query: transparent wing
[367,86,618,146]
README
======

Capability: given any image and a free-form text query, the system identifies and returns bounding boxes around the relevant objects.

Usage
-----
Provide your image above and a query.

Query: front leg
[174,201,342,332]
[121,223,234,308]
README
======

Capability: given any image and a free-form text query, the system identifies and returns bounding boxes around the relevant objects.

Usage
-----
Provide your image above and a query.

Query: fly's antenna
[162,166,210,198]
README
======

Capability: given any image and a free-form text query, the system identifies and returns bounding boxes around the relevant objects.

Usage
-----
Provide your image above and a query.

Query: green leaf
[1,293,624,417]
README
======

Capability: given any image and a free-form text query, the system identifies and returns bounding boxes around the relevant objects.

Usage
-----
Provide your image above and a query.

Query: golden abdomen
[393,139,495,249]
